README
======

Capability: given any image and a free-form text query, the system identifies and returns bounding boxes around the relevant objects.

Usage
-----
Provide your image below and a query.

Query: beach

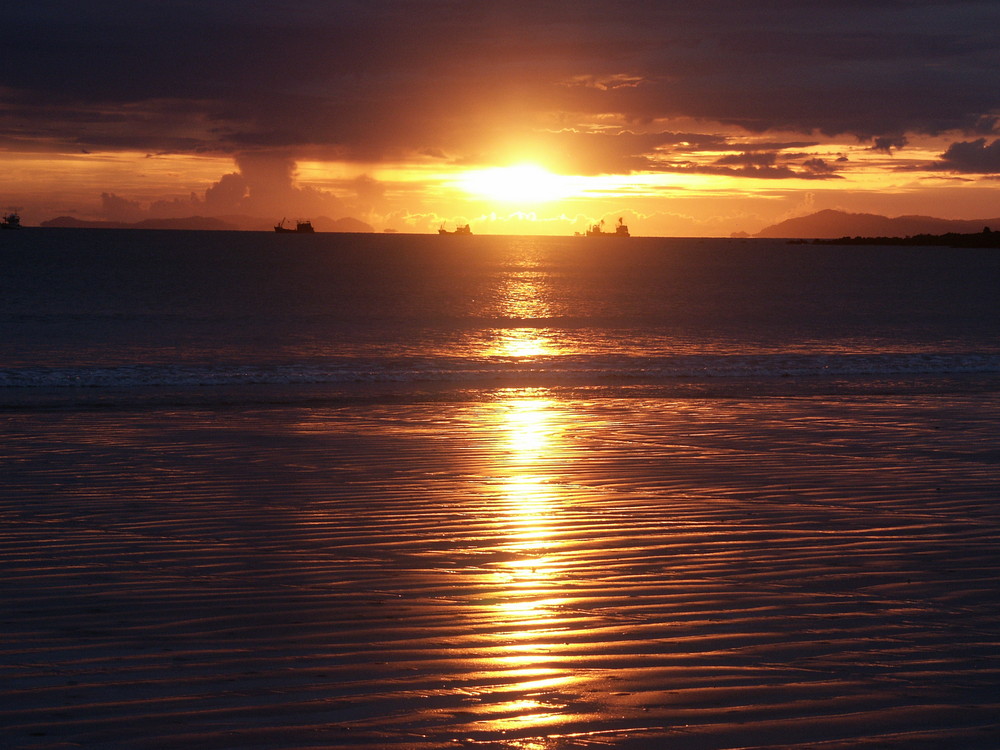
[3,390,999,748]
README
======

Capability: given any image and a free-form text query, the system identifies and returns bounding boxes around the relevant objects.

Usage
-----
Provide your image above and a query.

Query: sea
[2,229,999,404]
[2,229,1000,749]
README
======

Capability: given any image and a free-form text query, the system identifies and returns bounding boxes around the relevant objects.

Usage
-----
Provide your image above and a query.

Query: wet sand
[2,391,999,748]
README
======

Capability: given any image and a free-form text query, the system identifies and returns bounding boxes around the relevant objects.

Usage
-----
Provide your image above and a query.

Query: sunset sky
[5,0,1000,236]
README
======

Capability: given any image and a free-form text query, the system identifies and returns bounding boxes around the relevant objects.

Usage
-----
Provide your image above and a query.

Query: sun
[456,164,578,204]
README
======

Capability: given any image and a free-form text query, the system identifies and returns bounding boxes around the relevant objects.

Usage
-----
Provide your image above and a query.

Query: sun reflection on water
[493,327,556,359]
[498,269,552,320]
[467,390,584,737]
[481,264,569,363]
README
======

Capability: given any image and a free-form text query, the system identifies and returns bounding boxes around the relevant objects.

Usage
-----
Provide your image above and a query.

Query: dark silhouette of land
[754,208,1000,239]
[41,216,239,231]
[812,226,1000,248]
[39,215,375,232]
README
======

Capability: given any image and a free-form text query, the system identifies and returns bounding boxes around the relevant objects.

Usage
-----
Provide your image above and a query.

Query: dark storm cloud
[642,147,843,180]
[714,153,779,168]
[660,163,843,181]
[802,158,838,175]
[933,138,1000,173]
[4,1,1000,166]
[870,135,909,154]
[489,130,732,175]
[197,151,346,216]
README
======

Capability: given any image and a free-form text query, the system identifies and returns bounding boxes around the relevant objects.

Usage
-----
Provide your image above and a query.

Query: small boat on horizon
[1,209,23,230]
[585,217,630,237]
[438,223,472,235]
[274,218,315,233]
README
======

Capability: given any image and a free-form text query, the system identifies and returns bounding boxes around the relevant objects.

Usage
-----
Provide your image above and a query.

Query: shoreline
[2,369,1000,411]
[808,227,1000,247]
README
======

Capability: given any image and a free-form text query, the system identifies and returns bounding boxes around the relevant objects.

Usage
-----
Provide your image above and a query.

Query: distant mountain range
[752,209,1000,239]
[39,215,375,232]
[41,216,239,230]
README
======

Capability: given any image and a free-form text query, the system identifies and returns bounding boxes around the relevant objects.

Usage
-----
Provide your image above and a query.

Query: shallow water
[2,393,999,748]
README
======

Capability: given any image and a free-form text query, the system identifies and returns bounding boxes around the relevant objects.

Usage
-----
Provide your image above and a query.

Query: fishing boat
[586,217,630,237]
[1,209,22,230]
[438,223,472,235]
[274,218,315,233]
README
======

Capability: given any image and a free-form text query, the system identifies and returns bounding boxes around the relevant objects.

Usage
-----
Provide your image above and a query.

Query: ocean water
[2,229,999,403]
[3,229,1000,748]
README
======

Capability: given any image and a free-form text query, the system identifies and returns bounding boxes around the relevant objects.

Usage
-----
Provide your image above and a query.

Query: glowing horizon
[4,126,1000,238]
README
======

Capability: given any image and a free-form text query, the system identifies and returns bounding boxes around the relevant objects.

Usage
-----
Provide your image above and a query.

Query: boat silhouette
[438,223,472,235]
[274,218,315,233]
[1,208,23,230]
[585,217,630,237]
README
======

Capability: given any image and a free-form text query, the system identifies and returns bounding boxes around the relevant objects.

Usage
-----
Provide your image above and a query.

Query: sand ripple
[2,393,999,748]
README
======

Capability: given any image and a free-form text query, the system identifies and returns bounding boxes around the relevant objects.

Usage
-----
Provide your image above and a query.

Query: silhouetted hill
[755,209,1000,238]
[41,216,239,230]
[313,216,374,233]
[40,215,375,232]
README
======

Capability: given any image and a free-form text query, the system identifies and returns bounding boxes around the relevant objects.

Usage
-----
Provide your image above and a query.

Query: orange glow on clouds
[7,127,1000,237]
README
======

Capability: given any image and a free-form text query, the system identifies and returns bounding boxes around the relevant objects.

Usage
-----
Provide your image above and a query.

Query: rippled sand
[2,391,999,748]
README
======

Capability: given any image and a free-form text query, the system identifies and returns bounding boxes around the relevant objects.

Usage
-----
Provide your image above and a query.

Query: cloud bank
[3,0,999,177]
[98,152,348,225]
[934,138,1000,173]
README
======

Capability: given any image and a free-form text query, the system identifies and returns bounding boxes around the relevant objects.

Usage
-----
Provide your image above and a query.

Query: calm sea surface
[2,229,999,403]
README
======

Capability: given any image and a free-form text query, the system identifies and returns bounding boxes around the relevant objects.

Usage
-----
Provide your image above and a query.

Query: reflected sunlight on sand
[469,391,584,734]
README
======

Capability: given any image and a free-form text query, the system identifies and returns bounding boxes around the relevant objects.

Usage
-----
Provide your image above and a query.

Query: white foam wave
[2,353,999,389]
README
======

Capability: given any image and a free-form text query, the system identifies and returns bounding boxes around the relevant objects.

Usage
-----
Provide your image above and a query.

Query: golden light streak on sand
[2,394,1000,747]
[473,394,583,732]
[502,403,555,461]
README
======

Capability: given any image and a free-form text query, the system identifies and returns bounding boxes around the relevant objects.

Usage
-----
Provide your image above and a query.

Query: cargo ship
[438,223,472,235]
[1,209,22,230]
[274,218,315,233]
[585,217,630,237]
